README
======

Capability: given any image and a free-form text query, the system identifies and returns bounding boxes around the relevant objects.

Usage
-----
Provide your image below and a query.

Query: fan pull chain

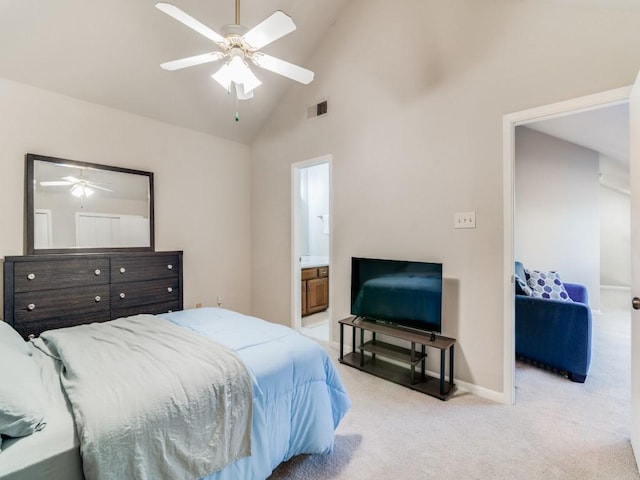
[235,94,240,122]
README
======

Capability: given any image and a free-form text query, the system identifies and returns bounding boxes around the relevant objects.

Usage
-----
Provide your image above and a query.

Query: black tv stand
[338,316,456,400]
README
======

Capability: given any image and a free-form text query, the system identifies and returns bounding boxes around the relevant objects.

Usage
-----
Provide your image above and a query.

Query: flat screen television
[350,257,443,333]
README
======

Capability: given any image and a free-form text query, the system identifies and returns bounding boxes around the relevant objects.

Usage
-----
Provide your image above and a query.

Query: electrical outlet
[195,302,202,308]
[216,296,222,307]
[454,211,476,229]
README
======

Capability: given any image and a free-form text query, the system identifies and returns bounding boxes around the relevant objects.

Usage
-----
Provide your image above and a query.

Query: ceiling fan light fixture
[212,55,262,95]
[212,63,233,91]
[70,184,94,198]
[235,83,254,100]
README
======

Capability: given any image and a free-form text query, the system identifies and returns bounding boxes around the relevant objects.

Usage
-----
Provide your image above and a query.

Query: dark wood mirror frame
[25,153,155,255]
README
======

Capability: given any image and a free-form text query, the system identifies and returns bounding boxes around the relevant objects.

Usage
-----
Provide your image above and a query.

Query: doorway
[502,86,631,404]
[292,156,332,342]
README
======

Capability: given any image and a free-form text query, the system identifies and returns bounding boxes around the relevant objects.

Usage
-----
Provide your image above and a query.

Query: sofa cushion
[525,269,573,302]
[515,274,533,296]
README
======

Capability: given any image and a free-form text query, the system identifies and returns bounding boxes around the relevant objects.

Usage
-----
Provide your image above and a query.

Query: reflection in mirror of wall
[26,154,154,254]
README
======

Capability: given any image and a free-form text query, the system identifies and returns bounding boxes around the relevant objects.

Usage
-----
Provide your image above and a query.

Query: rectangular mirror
[26,153,154,255]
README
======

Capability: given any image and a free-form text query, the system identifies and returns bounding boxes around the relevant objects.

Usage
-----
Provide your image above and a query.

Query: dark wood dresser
[3,251,183,339]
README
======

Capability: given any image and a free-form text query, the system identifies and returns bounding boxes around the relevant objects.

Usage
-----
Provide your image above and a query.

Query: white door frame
[502,86,631,405]
[291,155,333,332]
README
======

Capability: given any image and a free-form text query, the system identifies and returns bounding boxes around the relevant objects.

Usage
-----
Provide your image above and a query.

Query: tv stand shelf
[339,316,456,400]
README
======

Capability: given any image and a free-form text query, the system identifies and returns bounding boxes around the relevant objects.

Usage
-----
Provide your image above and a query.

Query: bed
[0,307,351,480]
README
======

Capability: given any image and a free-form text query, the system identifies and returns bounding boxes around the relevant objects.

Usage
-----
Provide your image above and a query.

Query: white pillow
[0,322,47,438]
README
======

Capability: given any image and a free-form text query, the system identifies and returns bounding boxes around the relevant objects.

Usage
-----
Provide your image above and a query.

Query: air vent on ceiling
[307,99,328,119]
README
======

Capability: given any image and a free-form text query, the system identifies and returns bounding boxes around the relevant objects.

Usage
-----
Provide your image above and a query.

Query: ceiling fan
[155,0,314,102]
[40,176,113,198]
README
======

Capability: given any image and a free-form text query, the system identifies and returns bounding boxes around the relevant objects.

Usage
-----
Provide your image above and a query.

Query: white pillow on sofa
[525,269,573,302]
[0,321,47,439]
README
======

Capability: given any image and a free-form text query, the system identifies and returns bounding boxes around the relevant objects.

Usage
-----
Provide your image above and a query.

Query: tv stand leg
[372,332,376,362]
[410,342,416,384]
[359,328,365,367]
[421,345,426,381]
[440,349,446,396]
[449,345,455,389]
[352,327,356,358]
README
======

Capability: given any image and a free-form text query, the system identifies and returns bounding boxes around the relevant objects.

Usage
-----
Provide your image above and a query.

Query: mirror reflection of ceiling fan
[155,0,314,103]
[40,176,113,198]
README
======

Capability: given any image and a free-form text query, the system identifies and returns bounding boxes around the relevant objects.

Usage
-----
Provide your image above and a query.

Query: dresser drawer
[110,278,180,309]
[14,258,110,293]
[14,312,111,339]
[111,300,182,321]
[14,285,110,322]
[111,255,180,283]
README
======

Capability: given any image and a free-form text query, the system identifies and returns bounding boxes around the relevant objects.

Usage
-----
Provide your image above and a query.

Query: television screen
[350,257,443,333]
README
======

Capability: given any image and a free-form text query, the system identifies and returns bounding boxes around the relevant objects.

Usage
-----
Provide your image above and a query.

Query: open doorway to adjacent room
[292,156,331,343]
[504,86,631,406]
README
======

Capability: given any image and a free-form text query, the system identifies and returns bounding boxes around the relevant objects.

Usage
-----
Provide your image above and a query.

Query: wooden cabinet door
[302,281,308,316]
[306,277,328,315]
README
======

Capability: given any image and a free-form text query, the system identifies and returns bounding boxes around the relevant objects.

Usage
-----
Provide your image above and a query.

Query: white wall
[515,127,600,309]
[0,78,251,314]
[250,0,640,395]
[600,185,631,288]
[303,162,329,257]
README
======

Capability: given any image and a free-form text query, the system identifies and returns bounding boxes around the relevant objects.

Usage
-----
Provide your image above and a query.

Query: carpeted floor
[269,298,638,480]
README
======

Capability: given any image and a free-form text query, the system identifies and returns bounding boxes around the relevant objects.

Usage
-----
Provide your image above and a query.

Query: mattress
[0,308,350,480]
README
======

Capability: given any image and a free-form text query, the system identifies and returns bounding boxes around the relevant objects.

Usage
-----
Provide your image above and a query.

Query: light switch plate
[454,211,476,229]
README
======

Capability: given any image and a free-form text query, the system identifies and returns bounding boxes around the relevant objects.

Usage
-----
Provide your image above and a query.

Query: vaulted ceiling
[1,0,638,145]
[0,0,347,144]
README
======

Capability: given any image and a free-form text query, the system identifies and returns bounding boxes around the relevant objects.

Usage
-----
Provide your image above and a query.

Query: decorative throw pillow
[515,274,532,296]
[0,322,47,438]
[525,269,573,302]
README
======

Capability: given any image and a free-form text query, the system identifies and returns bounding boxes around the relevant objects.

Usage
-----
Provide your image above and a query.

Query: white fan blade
[252,53,314,85]
[242,11,296,50]
[90,184,113,193]
[155,3,225,44]
[40,181,71,186]
[160,52,224,71]
[62,176,81,183]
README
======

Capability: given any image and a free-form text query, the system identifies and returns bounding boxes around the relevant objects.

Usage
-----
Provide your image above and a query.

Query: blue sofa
[515,261,592,383]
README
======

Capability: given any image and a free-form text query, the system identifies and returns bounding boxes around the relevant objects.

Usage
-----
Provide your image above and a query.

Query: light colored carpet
[269,301,639,479]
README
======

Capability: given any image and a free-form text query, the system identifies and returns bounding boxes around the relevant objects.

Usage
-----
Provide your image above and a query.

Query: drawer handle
[120,292,126,299]
[95,269,101,276]
[27,303,35,311]
[27,273,35,280]
[167,264,173,270]
[95,296,101,302]
[167,287,173,293]
[119,267,126,274]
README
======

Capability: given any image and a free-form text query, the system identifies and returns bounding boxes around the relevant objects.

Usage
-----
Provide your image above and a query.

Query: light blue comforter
[158,308,351,480]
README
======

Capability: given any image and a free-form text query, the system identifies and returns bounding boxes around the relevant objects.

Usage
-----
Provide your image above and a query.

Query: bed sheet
[159,307,351,480]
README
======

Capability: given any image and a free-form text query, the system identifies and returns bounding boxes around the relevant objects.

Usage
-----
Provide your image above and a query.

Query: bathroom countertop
[300,256,329,269]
